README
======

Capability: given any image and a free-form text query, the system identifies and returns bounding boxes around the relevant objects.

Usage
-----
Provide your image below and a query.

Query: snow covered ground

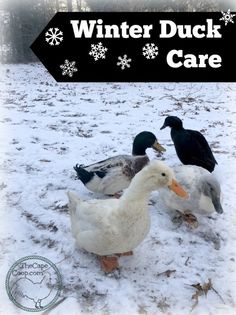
[0,63,236,315]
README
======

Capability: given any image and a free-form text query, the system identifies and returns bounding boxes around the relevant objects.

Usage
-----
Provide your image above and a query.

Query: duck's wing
[83,155,132,173]
[68,196,120,254]
[71,198,119,232]
[173,165,208,189]
[175,130,217,172]
[83,155,149,195]
[189,130,217,164]
[74,156,131,189]
[85,155,149,175]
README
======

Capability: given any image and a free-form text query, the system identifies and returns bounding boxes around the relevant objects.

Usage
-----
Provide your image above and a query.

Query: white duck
[67,161,188,272]
[73,131,165,196]
[158,165,223,228]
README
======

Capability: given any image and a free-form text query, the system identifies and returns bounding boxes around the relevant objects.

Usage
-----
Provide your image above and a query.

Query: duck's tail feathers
[74,164,94,185]
[67,191,80,215]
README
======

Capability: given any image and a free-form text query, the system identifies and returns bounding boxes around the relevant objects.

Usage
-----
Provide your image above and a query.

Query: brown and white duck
[74,131,165,196]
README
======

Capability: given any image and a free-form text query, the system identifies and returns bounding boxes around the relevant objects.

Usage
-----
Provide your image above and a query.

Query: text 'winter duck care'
[30,12,236,82]
[70,19,222,69]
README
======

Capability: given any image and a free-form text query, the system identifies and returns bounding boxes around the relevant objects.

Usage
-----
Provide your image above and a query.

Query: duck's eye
[161,173,166,177]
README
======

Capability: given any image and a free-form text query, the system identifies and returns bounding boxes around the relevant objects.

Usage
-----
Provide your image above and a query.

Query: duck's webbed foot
[172,210,199,229]
[98,255,119,273]
[183,212,199,228]
[172,210,184,227]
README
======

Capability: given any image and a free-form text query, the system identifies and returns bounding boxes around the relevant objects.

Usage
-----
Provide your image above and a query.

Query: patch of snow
[0,63,236,314]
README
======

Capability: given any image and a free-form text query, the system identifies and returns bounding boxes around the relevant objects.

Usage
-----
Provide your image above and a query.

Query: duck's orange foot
[116,251,133,257]
[183,212,199,229]
[98,256,119,273]
[173,210,198,229]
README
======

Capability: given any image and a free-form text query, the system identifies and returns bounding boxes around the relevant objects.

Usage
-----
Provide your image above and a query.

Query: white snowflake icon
[60,60,78,77]
[117,55,132,70]
[142,43,159,59]
[45,27,63,46]
[219,9,235,25]
[89,42,108,61]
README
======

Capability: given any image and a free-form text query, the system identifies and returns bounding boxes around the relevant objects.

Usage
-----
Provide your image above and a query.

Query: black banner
[31,11,236,82]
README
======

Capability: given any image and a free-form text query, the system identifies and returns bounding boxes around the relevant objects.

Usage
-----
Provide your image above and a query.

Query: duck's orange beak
[168,179,188,199]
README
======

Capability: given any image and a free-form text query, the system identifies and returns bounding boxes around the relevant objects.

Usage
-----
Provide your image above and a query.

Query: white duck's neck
[120,173,153,206]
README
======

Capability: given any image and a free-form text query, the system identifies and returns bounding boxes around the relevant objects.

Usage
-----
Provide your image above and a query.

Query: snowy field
[0,63,236,315]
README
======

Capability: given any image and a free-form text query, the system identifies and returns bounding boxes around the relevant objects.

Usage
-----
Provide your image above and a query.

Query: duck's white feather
[68,161,176,256]
[68,192,150,255]
[86,166,131,195]
[159,165,221,215]
[84,155,149,195]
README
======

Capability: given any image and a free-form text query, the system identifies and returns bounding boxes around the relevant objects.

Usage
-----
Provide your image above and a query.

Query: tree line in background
[0,0,234,63]
[0,0,84,63]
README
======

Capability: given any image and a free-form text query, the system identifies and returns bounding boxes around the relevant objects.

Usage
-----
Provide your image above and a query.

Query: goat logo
[5,256,62,312]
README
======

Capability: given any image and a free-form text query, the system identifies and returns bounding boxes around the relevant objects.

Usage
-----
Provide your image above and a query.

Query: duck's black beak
[212,196,223,214]
[160,123,166,130]
[152,140,166,153]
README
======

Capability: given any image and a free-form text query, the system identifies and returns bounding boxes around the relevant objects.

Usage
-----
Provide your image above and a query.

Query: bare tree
[67,0,73,11]
[85,0,235,12]
[75,0,82,11]
[1,0,55,63]
[55,0,60,11]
